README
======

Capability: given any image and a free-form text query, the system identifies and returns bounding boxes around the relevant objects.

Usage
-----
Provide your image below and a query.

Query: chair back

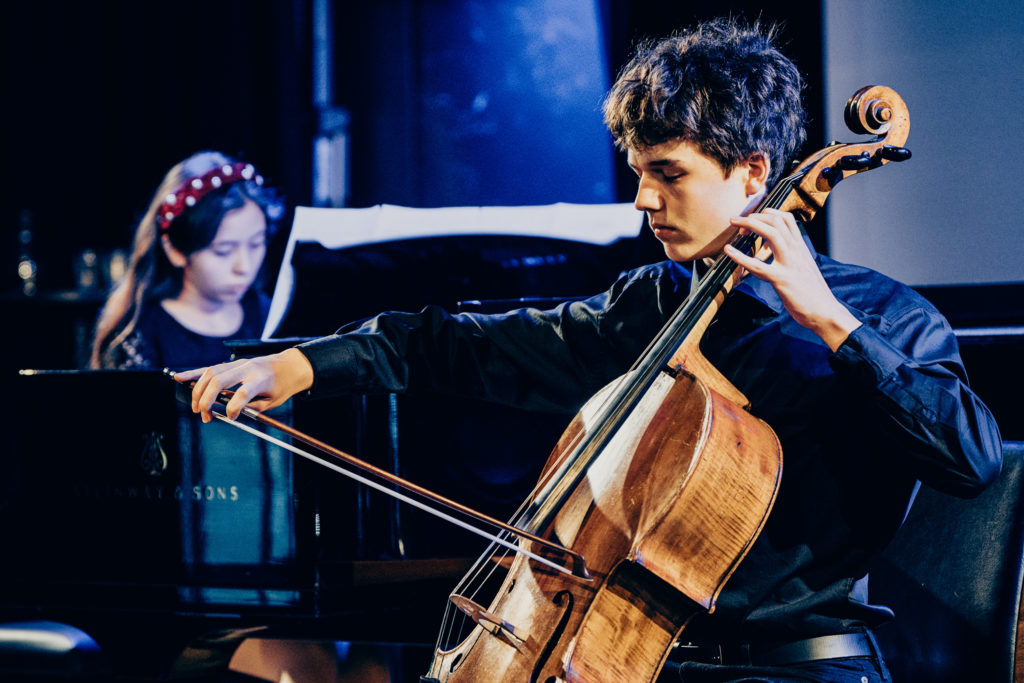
[872,442,1024,682]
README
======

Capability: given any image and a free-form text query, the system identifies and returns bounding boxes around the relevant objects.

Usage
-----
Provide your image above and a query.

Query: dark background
[2,0,1016,442]
[0,0,822,294]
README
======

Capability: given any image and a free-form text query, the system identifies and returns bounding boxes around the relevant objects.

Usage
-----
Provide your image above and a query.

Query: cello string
[443,534,510,637]
[430,169,800,671]
[515,172,802,533]
[435,543,500,655]
[437,433,587,653]
[454,168,795,537]
[432,185,782,653]
[448,397,617,599]
[438,178,798,616]
[434,539,514,661]
[449,457,547,598]
[215,411,571,669]
[505,371,633,530]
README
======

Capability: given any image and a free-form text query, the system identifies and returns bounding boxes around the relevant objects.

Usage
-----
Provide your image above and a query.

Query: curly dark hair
[603,18,806,185]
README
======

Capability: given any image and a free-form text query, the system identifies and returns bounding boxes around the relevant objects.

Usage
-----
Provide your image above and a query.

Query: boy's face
[627,138,766,262]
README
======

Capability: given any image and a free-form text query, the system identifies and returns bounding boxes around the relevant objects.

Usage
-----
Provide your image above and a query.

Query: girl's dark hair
[603,18,806,185]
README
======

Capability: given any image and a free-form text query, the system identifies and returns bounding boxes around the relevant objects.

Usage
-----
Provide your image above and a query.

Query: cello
[191,85,911,682]
[419,84,911,682]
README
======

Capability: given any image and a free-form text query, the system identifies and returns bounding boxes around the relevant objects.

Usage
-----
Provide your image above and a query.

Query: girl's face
[182,200,267,307]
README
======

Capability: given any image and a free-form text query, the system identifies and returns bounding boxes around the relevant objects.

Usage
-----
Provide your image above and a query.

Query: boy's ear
[161,234,188,268]
[744,152,771,195]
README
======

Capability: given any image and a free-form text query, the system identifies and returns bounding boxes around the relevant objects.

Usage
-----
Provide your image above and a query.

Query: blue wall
[337,0,615,208]
[416,1,614,205]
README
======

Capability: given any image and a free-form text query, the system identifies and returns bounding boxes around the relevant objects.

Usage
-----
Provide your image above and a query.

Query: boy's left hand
[724,208,861,351]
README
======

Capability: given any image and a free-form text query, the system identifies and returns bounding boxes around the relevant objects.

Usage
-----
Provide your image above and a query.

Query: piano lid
[263,202,650,340]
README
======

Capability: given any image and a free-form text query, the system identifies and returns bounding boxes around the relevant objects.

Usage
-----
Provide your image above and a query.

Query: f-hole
[529,590,574,683]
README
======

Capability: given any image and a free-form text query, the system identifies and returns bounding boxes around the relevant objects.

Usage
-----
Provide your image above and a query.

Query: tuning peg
[837,152,873,170]
[820,165,838,186]
[879,145,912,162]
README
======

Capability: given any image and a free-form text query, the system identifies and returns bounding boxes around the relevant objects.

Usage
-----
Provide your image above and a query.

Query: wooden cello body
[425,366,781,681]
[423,85,911,683]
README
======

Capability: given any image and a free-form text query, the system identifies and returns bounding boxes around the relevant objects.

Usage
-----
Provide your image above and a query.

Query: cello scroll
[781,85,911,222]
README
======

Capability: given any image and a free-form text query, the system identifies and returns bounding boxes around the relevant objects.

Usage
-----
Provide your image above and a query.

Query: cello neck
[519,171,806,534]
[637,168,805,382]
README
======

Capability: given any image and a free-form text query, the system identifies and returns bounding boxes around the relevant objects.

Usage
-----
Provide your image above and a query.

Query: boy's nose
[634,181,662,212]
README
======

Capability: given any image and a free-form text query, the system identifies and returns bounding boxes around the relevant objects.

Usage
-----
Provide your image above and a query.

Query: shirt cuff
[830,323,906,386]
[295,335,356,398]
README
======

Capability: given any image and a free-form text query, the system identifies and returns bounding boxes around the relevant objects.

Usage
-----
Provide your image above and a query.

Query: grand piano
[0,203,659,680]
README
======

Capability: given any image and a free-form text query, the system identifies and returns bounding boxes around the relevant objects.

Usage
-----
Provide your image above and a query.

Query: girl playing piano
[90,151,282,370]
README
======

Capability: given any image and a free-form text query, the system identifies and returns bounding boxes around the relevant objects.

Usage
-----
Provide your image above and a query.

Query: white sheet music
[262,202,644,340]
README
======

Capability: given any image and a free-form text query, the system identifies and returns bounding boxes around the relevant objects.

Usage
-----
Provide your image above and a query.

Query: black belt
[677,632,876,666]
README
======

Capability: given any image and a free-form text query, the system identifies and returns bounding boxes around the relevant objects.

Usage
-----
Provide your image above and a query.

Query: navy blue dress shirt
[297,247,1001,642]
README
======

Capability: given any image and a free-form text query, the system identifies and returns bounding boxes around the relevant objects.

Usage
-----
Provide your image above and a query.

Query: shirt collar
[736,272,784,315]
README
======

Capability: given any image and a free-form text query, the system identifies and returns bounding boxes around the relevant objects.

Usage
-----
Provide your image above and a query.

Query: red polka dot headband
[156,162,263,231]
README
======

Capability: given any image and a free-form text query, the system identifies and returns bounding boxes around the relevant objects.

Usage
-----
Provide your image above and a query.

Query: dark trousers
[659,657,892,682]
[657,631,892,683]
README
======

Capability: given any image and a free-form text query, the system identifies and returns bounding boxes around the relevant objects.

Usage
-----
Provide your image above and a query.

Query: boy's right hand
[174,347,314,423]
